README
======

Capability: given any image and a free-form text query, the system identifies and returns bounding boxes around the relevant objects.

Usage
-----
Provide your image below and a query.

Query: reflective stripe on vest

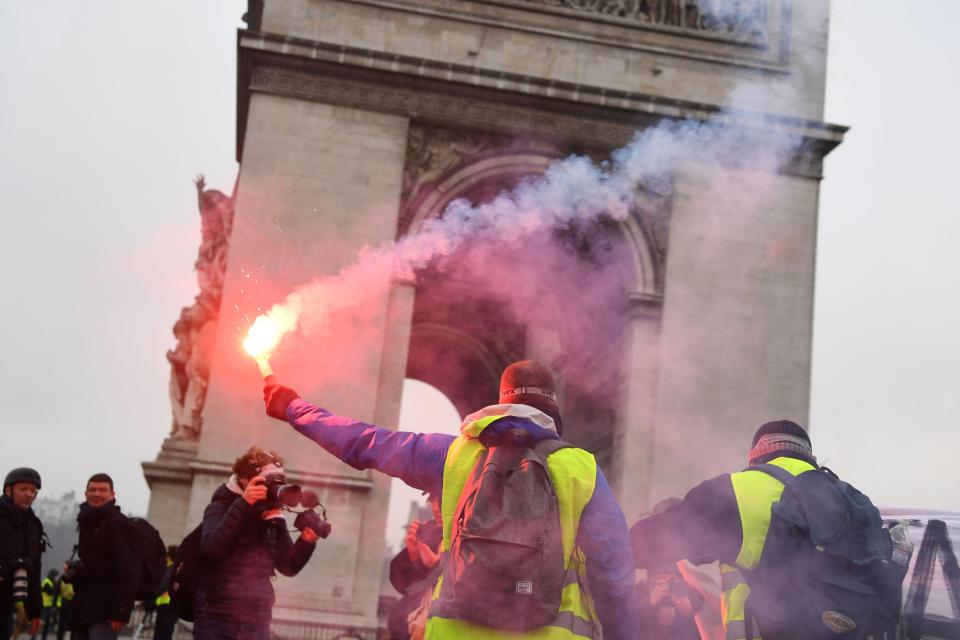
[41,578,54,608]
[426,418,599,640]
[720,457,815,640]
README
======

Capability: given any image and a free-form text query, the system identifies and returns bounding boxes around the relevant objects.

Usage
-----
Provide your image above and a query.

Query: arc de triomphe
[144,0,845,629]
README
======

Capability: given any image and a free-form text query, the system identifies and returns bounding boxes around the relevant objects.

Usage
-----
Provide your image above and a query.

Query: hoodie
[286,399,638,640]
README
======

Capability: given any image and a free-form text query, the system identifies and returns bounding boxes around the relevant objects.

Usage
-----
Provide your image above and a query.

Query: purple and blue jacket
[285,399,639,640]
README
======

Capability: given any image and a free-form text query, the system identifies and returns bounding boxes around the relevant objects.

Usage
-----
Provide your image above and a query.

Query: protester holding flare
[262,360,637,640]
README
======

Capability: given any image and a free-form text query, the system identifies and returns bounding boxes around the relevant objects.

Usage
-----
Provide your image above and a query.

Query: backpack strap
[532,437,571,460]
[745,463,799,487]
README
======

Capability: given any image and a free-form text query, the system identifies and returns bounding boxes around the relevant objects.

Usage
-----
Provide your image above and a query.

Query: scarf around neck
[77,500,118,526]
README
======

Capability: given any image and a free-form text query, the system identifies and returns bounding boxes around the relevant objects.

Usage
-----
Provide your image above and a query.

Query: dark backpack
[433,434,568,631]
[742,464,911,640]
[168,524,202,622]
[118,516,168,601]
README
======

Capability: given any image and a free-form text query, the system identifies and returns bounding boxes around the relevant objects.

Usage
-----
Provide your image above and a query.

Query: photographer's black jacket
[197,484,316,624]
[0,495,44,619]
[72,502,141,628]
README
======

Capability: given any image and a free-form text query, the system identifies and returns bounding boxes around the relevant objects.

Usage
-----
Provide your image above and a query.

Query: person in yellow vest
[629,420,818,640]
[152,546,177,640]
[264,360,638,639]
[38,571,58,640]
[55,581,73,640]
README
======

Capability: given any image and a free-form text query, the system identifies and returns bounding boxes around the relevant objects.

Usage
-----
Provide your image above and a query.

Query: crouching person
[195,447,319,640]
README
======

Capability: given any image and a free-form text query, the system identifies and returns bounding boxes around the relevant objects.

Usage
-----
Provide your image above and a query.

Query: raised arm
[629,474,741,569]
[274,524,316,577]
[281,397,455,497]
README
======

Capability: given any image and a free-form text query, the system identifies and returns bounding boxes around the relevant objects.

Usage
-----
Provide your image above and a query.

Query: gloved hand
[264,384,300,420]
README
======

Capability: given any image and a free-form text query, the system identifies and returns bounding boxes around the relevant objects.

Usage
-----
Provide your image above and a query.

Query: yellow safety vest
[720,456,815,640]
[58,581,74,608]
[425,415,599,640]
[156,557,173,606]
[41,578,55,608]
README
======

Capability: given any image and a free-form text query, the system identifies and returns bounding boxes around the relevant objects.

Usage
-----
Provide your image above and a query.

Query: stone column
[648,162,821,501]
[192,93,411,626]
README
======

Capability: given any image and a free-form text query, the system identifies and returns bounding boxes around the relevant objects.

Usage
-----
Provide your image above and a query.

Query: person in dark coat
[0,468,45,640]
[69,473,140,640]
[630,420,822,639]
[195,447,319,640]
[387,496,442,640]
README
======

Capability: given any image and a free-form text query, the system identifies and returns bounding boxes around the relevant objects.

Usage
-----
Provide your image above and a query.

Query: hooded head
[748,419,816,466]
[499,360,563,436]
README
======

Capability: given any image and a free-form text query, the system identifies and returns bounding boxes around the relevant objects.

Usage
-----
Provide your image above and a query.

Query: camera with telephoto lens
[260,477,332,539]
[8,559,29,602]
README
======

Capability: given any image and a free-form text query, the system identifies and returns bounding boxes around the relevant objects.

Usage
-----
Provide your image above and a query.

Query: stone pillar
[648,163,821,501]
[190,93,411,626]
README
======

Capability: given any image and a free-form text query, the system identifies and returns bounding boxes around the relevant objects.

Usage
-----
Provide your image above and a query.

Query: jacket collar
[460,403,558,439]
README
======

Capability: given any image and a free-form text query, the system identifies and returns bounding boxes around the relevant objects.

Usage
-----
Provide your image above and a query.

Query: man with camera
[195,446,320,640]
[67,473,141,640]
[0,468,45,640]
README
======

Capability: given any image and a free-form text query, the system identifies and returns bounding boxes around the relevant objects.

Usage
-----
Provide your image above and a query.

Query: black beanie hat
[748,420,814,465]
[499,360,564,436]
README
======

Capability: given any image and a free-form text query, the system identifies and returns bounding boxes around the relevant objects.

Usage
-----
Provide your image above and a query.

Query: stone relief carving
[516,0,769,40]
[167,175,235,438]
[400,125,562,235]
[401,125,503,211]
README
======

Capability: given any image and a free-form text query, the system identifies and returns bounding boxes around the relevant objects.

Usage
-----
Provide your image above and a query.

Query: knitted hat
[748,420,815,465]
[499,360,563,435]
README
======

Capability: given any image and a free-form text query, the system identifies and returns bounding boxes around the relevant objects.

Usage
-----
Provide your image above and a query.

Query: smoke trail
[250,117,800,355]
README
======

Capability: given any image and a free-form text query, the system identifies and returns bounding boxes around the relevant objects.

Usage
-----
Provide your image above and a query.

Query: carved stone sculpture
[516,0,769,40]
[167,176,235,438]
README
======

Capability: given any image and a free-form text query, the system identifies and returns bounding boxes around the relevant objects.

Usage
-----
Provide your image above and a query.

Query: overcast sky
[1,1,957,552]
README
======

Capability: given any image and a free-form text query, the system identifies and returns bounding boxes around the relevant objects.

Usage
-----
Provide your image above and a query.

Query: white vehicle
[879,510,960,639]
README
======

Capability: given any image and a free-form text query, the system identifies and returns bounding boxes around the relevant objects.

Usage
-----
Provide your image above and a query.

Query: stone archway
[399,125,665,466]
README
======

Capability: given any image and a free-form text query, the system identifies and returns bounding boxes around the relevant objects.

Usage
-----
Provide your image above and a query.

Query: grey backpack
[434,432,569,631]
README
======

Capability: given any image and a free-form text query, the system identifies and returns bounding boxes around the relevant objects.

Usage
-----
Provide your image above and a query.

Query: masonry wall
[196,92,411,625]
[260,0,830,121]
[648,164,821,501]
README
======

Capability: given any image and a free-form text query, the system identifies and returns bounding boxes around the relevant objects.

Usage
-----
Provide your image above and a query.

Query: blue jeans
[193,616,270,640]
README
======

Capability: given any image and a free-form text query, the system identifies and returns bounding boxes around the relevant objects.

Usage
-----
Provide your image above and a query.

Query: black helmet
[4,467,41,490]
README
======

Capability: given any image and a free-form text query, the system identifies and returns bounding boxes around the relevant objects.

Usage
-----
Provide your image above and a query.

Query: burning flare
[242,293,304,380]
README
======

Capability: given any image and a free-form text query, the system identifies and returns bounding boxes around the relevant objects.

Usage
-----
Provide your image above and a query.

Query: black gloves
[263,384,300,420]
